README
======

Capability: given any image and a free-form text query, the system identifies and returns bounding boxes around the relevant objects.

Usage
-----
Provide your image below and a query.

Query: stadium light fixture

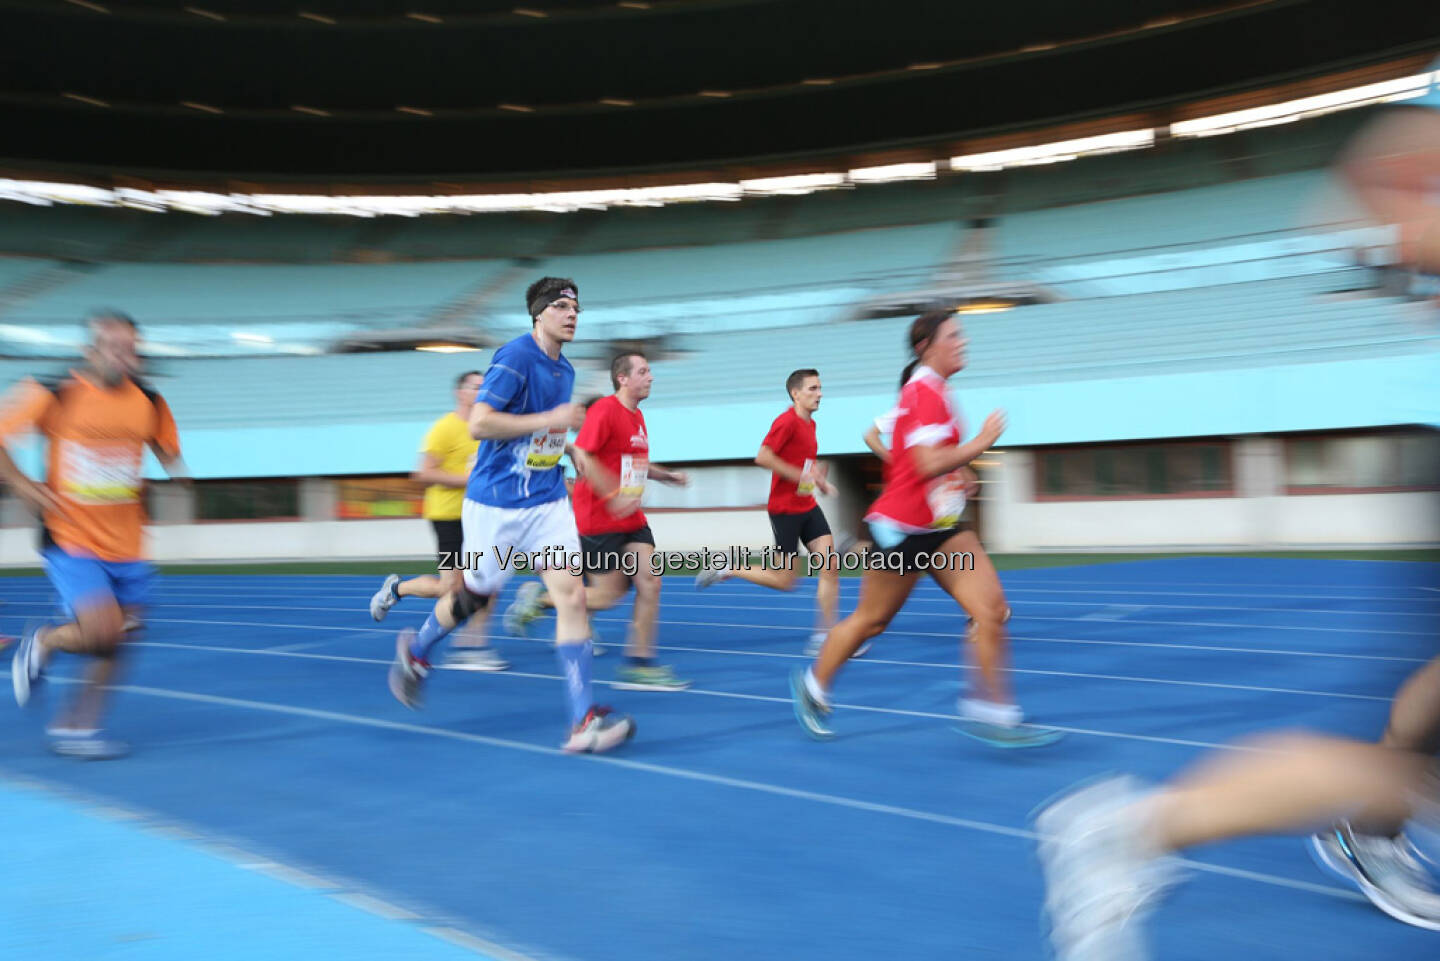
[950,129,1155,171]
[848,162,937,183]
[1170,71,1440,138]
[740,173,847,195]
[954,300,1018,314]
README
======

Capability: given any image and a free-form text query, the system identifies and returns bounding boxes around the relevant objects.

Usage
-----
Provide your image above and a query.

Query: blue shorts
[41,547,154,619]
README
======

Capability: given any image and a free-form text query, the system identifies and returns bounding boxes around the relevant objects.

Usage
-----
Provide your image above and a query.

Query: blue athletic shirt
[467,332,576,508]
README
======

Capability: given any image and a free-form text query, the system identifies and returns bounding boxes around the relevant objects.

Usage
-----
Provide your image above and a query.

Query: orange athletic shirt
[0,371,180,561]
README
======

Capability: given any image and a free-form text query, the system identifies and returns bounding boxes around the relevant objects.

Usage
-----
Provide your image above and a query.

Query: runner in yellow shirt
[368,371,507,671]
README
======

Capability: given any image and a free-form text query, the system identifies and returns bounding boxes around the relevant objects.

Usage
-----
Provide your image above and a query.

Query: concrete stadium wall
[0,448,1434,567]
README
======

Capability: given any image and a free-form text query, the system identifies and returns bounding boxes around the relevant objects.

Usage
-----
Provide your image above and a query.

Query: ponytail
[902,310,952,387]
[899,359,919,389]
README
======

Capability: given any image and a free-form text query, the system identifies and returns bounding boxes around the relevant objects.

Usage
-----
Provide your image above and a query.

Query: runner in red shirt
[789,310,1059,747]
[505,353,691,691]
[695,369,857,656]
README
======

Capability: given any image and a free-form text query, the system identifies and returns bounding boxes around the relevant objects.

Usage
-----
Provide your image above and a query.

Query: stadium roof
[1,0,1437,183]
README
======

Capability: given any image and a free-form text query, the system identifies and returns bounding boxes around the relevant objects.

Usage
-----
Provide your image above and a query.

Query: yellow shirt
[420,412,477,521]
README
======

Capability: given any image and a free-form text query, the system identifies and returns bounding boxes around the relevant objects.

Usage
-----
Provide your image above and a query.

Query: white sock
[804,668,831,708]
[960,698,1023,728]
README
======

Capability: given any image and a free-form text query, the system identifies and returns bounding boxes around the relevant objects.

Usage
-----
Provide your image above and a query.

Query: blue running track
[2,557,1436,961]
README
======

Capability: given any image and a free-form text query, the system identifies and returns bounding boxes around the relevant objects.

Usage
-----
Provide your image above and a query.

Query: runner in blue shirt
[387,277,636,753]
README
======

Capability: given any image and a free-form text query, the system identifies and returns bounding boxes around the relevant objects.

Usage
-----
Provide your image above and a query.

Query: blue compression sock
[555,640,594,728]
[408,613,455,663]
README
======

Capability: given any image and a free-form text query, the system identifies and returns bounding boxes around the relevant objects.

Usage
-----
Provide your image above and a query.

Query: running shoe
[11,621,46,707]
[370,574,402,621]
[562,706,636,753]
[954,719,1064,749]
[1036,775,1179,961]
[694,558,731,590]
[49,730,129,760]
[1309,823,1440,930]
[789,668,835,740]
[504,581,546,637]
[441,646,510,672]
[387,628,430,710]
[614,663,691,692]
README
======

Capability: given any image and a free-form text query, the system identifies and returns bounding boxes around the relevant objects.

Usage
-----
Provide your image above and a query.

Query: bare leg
[1382,656,1440,755]
[731,559,799,592]
[41,598,125,732]
[538,571,628,612]
[1146,733,1429,852]
[927,531,1013,706]
[583,570,631,612]
[805,533,839,633]
[624,543,661,659]
[812,569,915,689]
[541,565,590,646]
[397,574,446,599]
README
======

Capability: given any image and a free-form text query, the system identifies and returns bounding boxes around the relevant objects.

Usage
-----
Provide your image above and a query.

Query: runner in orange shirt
[1,311,187,759]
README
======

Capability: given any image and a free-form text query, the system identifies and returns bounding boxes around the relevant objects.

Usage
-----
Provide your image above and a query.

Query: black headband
[529,285,579,319]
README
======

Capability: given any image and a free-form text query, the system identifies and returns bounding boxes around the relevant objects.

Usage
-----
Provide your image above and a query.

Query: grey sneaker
[370,574,402,621]
[11,621,46,708]
[441,646,510,672]
[561,706,636,753]
[694,558,731,590]
[1311,823,1440,930]
[504,581,546,637]
[1036,776,1179,961]
[49,731,129,760]
[387,628,429,710]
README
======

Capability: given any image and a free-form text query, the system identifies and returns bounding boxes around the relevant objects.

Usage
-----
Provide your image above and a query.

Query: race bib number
[525,428,567,470]
[796,458,816,496]
[58,441,141,505]
[619,454,648,497]
[925,471,967,529]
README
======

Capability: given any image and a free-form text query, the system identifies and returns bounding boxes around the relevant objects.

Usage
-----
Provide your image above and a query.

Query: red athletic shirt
[761,407,819,515]
[572,395,650,536]
[866,367,969,532]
